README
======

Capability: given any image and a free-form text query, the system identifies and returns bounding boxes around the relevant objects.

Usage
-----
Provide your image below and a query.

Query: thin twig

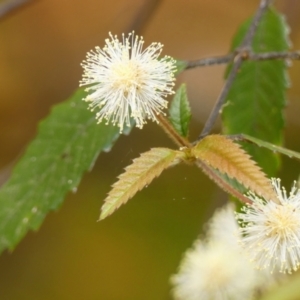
[0,0,33,20]
[186,54,234,69]
[197,0,273,140]
[198,54,243,140]
[185,51,300,70]
[241,0,273,48]
[249,51,300,61]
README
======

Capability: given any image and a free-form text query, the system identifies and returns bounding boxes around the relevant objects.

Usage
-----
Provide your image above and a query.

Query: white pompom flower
[171,204,259,300]
[237,178,300,274]
[80,32,176,132]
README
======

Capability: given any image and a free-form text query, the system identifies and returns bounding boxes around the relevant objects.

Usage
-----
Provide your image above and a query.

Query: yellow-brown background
[0,0,300,299]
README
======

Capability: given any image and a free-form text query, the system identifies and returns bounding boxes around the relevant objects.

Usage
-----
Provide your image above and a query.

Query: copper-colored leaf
[100,148,183,220]
[192,135,276,201]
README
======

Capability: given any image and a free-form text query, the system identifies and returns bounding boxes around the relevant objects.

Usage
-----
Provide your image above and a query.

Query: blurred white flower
[171,204,259,300]
[206,202,240,246]
[237,178,300,274]
[80,32,176,132]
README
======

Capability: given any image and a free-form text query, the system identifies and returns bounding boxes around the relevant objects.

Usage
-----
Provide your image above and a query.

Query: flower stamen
[237,178,300,274]
[80,32,176,132]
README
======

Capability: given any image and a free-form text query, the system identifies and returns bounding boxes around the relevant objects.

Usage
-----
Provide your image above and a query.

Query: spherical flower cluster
[80,32,176,132]
[237,178,300,274]
[171,204,259,300]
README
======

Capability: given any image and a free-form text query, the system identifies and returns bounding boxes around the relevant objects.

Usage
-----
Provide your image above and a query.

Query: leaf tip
[99,204,111,221]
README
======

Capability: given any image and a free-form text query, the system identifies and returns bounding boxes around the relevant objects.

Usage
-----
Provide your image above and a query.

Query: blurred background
[0,0,300,299]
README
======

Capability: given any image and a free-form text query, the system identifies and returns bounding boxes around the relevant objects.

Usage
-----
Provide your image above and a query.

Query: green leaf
[237,134,300,161]
[100,148,183,220]
[168,84,191,137]
[0,88,127,253]
[222,8,290,176]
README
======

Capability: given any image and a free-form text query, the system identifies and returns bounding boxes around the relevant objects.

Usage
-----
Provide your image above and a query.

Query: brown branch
[197,0,273,140]
[198,54,243,140]
[240,0,273,48]
[249,51,300,61]
[0,0,34,20]
[185,51,300,70]
[186,53,234,69]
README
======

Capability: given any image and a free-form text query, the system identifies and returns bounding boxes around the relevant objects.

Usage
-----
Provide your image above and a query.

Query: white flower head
[80,32,176,132]
[171,204,258,300]
[237,178,300,274]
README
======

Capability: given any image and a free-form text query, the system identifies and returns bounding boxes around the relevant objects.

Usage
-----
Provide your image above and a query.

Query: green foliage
[239,134,300,161]
[222,8,290,176]
[0,88,126,253]
[100,148,184,220]
[168,84,191,137]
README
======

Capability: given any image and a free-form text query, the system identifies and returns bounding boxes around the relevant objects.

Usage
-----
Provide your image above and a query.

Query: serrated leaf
[168,84,191,137]
[0,88,127,253]
[100,148,183,220]
[192,135,276,200]
[222,8,290,176]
